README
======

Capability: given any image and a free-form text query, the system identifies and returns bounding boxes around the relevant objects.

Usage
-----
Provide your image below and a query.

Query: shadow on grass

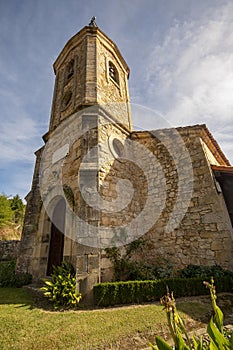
[176,293,233,324]
[0,287,53,311]
[0,287,33,307]
[176,295,212,324]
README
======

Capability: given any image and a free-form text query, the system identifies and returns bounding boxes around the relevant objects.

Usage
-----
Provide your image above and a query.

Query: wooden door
[47,199,65,275]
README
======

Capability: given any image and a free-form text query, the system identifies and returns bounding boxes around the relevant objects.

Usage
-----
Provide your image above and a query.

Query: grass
[0,288,213,350]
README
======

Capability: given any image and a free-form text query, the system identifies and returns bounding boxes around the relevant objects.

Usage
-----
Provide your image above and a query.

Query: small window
[62,90,72,110]
[109,61,119,85]
[66,59,74,80]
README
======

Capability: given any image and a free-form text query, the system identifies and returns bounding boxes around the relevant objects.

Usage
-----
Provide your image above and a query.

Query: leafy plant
[105,244,133,281]
[41,261,81,310]
[105,239,173,281]
[63,185,75,207]
[150,278,233,350]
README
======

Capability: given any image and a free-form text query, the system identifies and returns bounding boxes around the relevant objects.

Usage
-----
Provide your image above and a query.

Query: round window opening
[112,138,124,157]
[108,135,125,161]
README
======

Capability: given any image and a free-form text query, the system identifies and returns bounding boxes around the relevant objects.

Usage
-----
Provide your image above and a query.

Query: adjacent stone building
[17,22,233,301]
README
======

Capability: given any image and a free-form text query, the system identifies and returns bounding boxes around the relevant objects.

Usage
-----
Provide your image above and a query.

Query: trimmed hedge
[93,277,233,307]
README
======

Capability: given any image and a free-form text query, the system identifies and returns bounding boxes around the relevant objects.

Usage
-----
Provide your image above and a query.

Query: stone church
[17,20,233,301]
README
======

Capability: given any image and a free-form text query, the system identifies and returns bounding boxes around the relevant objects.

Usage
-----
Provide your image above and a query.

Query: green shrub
[105,241,173,281]
[106,241,233,284]
[41,262,81,310]
[0,260,32,287]
[105,240,146,281]
[126,261,173,281]
[93,277,233,307]
[179,264,233,279]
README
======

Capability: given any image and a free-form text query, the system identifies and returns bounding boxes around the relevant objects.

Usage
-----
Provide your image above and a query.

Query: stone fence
[0,240,21,261]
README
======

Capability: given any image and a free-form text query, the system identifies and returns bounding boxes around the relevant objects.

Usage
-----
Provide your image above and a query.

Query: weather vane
[89,16,97,27]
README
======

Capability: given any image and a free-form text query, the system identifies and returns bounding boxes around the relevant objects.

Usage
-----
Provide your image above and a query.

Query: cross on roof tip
[89,16,97,27]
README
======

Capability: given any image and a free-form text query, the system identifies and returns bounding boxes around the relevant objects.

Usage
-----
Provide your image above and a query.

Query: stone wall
[96,36,131,130]
[16,146,43,276]
[129,125,233,271]
[0,240,20,261]
[100,124,233,280]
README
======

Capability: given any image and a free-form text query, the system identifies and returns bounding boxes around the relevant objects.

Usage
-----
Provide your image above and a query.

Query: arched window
[66,59,74,80]
[62,90,72,110]
[109,61,119,85]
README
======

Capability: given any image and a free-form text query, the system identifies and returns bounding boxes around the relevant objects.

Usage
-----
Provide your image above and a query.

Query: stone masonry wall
[129,126,233,271]
[100,125,233,279]
[16,147,43,276]
[0,240,20,261]
[96,38,131,130]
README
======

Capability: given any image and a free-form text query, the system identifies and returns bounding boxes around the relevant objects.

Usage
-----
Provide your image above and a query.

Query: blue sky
[1,0,233,199]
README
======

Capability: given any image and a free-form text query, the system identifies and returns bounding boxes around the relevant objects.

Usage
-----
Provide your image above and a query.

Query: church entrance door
[47,198,65,275]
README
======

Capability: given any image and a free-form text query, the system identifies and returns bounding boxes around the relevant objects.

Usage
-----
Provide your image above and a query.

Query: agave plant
[41,262,81,310]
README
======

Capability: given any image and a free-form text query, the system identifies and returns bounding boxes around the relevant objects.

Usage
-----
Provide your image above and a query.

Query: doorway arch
[47,197,66,275]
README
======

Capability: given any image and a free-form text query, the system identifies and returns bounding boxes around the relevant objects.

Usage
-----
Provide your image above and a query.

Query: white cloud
[0,119,42,162]
[0,88,44,163]
[143,2,233,162]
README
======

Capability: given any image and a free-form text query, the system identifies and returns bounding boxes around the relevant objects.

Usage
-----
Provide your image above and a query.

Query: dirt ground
[0,225,22,240]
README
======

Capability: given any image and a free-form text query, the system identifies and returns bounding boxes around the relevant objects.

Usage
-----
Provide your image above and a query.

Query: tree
[9,194,25,224]
[0,194,13,227]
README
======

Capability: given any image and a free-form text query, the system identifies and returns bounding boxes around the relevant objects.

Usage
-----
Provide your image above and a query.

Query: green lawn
[0,288,211,350]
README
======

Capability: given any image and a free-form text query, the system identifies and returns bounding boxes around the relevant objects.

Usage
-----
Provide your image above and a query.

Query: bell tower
[17,19,133,303]
[49,20,132,132]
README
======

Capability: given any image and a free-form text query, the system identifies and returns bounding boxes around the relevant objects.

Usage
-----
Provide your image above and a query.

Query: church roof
[132,124,231,166]
[211,164,233,175]
[53,25,130,76]
[177,124,230,166]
